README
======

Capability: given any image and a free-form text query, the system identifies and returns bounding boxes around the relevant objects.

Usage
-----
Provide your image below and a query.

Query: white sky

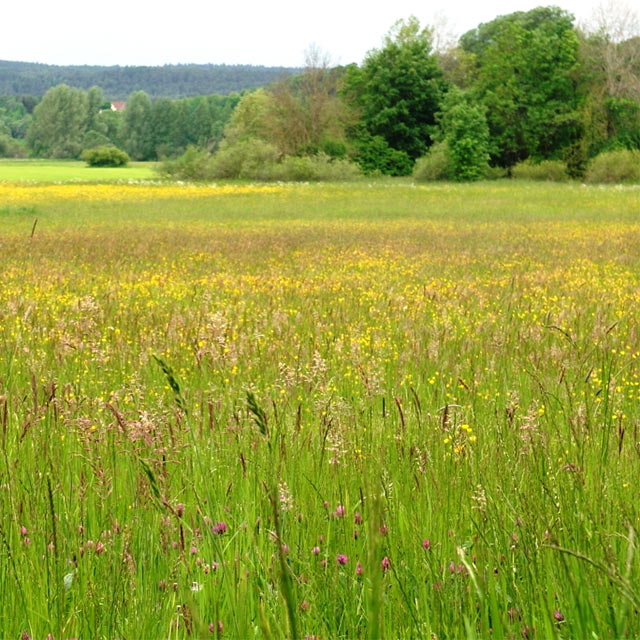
[0,0,615,67]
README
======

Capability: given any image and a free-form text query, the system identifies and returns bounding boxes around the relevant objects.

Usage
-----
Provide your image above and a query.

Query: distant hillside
[0,60,299,99]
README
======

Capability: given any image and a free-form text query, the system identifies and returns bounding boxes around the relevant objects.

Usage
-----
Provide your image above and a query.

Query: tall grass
[0,181,638,638]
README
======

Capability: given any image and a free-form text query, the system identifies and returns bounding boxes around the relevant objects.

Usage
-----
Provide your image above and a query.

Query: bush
[353,134,413,176]
[158,146,212,180]
[511,159,569,182]
[219,139,279,180]
[584,149,640,184]
[413,143,453,182]
[445,102,490,181]
[484,166,508,180]
[0,133,25,158]
[81,145,130,167]
[158,142,363,182]
[268,154,362,182]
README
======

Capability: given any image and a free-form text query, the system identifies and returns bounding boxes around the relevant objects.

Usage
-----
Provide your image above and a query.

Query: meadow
[0,159,157,183]
[0,175,639,639]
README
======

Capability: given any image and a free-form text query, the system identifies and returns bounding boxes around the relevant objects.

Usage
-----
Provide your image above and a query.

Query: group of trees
[1,4,639,180]
[0,60,297,99]
[169,4,639,181]
[12,85,240,160]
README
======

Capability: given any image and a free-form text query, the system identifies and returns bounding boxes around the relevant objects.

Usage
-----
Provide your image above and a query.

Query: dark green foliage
[81,145,129,167]
[0,132,24,157]
[0,96,32,140]
[0,59,298,99]
[563,140,588,178]
[352,133,413,176]
[604,97,640,151]
[319,137,347,159]
[343,17,447,171]
[443,99,489,181]
[461,6,574,57]
[468,8,582,168]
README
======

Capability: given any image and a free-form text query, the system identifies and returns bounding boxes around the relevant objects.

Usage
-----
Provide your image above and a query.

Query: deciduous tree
[27,84,88,158]
[343,17,447,173]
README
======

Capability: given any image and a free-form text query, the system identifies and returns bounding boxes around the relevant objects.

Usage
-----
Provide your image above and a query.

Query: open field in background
[0,159,158,182]
[1,180,639,638]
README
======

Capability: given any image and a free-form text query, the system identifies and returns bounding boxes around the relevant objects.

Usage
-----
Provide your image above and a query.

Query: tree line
[0,60,297,99]
[2,5,639,179]
[0,87,241,160]
[166,6,639,181]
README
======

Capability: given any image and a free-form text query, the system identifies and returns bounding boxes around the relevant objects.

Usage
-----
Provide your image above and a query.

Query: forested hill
[0,60,298,99]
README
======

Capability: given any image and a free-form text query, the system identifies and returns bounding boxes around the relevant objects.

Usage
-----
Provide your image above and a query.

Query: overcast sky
[0,0,618,67]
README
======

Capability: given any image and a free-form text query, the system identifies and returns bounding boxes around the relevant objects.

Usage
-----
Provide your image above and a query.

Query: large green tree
[27,84,88,158]
[343,17,447,171]
[465,7,582,167]
[122,91,153,160]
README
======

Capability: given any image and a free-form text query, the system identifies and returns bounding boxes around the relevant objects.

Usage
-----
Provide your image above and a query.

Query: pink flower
[381,556,390,572]
[95,541,105,555]
[209,620,224,634]
[211,522,227,535]
[379,524,388,536]
[553,610,565,622]
[422,538,431,550]
[312,546,320,555]
[356,561,363,575]
[335,504,346,517]
[353,529,359,540]
[301,600,310,612]
[281,544,289,555]
[20,526,28,536]
[337,554,348,565]
[190,545,198,555]
[354,512,363,525]
[176,503,184,517]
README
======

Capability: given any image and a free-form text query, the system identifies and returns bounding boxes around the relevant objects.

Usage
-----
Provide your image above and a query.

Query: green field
[0,158,158,182]
[1,179,639,639]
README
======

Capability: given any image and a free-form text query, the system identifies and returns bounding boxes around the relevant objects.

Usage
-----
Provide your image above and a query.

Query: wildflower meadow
[1,177,639,638]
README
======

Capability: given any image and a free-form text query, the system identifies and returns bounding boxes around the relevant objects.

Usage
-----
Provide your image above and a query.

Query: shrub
[0,133,25,158]
[157,142,363,182]
[207,139,279,180]
[157,146,212,180]
[484,165,508,180]
[319,137,348,159]
[445,102,490,181]
[584,149,640,184]
[413,143,453,182]
[511,159,569,182]
[268,154,362,182]
[81,145,130,167]
[353,134,413,176]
